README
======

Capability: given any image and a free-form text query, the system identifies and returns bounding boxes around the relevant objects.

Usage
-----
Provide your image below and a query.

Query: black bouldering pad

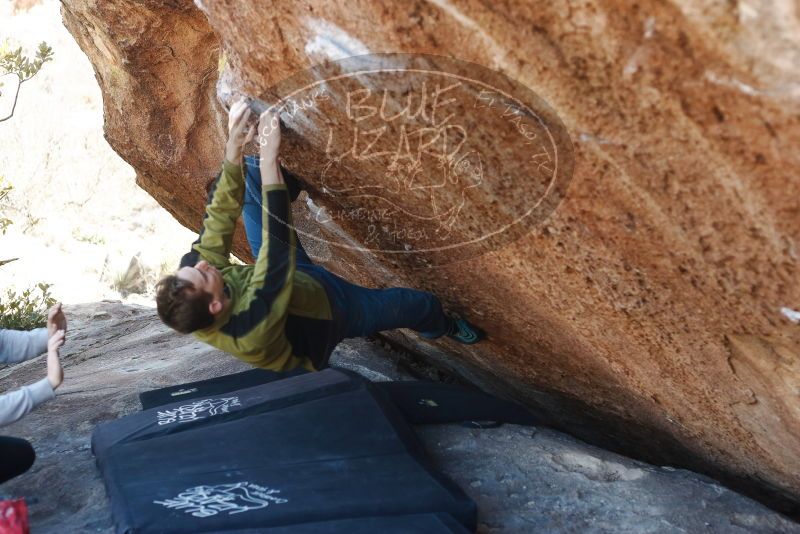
[95,369,354,461]
[138,368,308,410]
[139,368,538,428]
[94,370,476,533]
[373,380,540,426]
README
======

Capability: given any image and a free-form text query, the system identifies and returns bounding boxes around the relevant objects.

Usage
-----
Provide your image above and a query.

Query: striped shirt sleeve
[181,160,245,269]
[220,183,296,366]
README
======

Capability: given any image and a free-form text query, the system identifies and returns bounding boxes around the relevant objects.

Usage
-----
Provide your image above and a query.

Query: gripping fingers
[244,123,256,143]
[228,98,249,129]
[233,104,250,126]
[233,108,252,140]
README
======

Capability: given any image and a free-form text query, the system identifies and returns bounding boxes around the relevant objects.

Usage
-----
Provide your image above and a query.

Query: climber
[155,97,485,372]
[0,303,67,484]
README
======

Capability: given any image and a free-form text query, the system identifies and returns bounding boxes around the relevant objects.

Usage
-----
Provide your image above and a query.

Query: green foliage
[0,40,53,122]
[0,40,53,83]
[0,283,56,330]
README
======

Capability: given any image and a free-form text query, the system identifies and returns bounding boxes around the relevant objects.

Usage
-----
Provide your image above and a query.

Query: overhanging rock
[61,0,800,516]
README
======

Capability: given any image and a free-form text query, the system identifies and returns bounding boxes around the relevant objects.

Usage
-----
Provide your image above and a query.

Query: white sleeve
[0,328,48,364]
[0,378,55,427]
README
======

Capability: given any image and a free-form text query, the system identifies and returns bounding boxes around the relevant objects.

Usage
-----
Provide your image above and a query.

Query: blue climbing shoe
[446,318,486,344]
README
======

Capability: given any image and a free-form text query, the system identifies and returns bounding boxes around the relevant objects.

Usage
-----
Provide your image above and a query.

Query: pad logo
[154,482,288,518]
[156,396,242,426]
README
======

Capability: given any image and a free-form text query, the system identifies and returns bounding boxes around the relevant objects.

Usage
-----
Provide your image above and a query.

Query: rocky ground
[0,301,797,533]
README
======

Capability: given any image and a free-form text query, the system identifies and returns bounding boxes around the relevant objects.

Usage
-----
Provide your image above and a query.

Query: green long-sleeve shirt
[180,160,338,372]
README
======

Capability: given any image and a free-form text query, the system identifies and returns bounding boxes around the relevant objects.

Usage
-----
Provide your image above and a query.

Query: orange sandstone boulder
[61,0,800,516]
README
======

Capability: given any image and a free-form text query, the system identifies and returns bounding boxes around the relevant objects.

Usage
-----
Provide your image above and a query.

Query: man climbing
[155,98,484,372]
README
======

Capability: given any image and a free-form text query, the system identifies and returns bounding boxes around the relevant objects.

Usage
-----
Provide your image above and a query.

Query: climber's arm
[180,99,256,269]
[224,110,296,368]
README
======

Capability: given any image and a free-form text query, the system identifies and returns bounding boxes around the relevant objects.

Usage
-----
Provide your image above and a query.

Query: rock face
[2,302,798,533]
[60,0,800,515]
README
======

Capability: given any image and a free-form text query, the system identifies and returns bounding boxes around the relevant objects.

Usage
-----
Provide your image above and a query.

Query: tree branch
[0,75,24,123]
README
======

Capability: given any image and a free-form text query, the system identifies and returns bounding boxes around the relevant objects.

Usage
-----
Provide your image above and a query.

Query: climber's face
[176,260,226,315]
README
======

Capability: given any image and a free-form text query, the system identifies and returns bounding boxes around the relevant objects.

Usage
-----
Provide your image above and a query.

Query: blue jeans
[243,157,451,341]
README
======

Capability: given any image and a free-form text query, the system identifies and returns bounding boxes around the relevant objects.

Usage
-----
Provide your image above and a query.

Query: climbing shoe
[446,318,486,345]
